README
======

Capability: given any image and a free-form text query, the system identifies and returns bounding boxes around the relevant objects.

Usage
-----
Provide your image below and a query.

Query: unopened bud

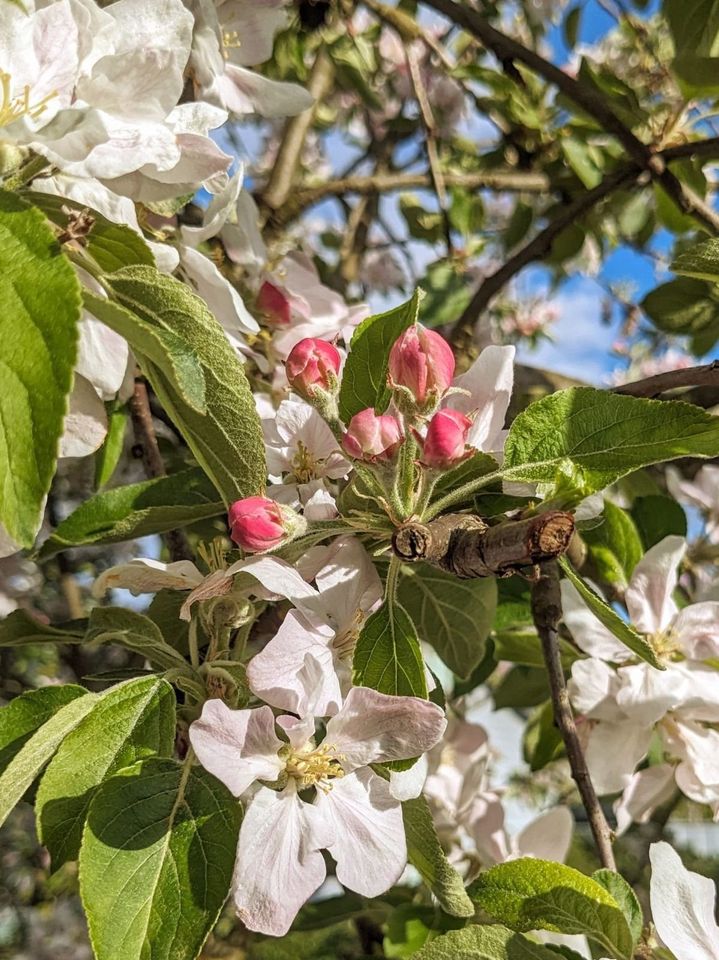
[388,324,455,412]
[420,408,473,469]
[228,496,305,553]
[286,338,341,398]
[341,408,404,462]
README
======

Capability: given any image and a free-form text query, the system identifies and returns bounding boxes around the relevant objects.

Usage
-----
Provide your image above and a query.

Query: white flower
[667,464,719,542]
[247,537,382,716]
[189,685,447,936]
[649,841,719,960]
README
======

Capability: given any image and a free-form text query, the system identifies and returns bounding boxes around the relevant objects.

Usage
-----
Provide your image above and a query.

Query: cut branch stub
[392,511,575,578]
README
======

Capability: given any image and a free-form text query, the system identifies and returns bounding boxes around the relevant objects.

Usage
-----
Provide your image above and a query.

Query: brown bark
[392,511,575,578]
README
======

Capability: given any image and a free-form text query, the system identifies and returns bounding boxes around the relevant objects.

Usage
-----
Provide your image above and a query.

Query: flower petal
[93,558,203,597]
[673,602,719,660]
[625,534,685,635]
[234,784,329,936]
[514,807,573,863]
[315,767,406,896]
[614,764,676,836]
[561,580,630,661]
[649,841,719,960]
[323,686,446,770]
[389,755,429,801]
[189,700,283,796]
[585,721,652,795]
[447,345,514,453]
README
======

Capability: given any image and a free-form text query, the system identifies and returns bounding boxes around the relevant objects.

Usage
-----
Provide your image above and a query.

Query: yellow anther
[332,609,365,661]
[0,72,57,130]
[290,440,320,484]
[285,742,346,792]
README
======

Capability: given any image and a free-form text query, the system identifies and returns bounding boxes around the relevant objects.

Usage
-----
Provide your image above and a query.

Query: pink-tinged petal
[315,767,406,896]
[222,64,314,118]
[650,841,719,960]
[464,791,511,864]
[514,807,573,864]
[389,755,429,801]
[277,714,316,750]
[93,558,203,598]
[614,764,676,835]
[585,721,652,794]
[229,555,318,602]
[664,719,719,809]
[300,537,382,630]
[189,701,283,797]
[59,375,108,458]
[670,664,719,723]
[247,610,344,717]
[560,581,630,661]
[234,785,330,936]
[447,345,514,453]
[673,602,719,660]
[323,686,446,770]
[615,663,686,725]
[625,535,685,635]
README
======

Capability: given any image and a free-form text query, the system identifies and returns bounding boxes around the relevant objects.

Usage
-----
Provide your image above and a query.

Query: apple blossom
[257,280,291,326]
[189,686,446,935]
[342,409,404,462]
[388,324,455,411]
[420,408,473,469]
[649,841,719,960]
[228,496,304,553]
[285,338,341,399]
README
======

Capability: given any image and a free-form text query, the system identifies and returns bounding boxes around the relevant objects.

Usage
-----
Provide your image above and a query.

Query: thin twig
[613,360,719,397]
[421,0,719,235]
[129,378,192,562]
[406,45,453,255]
[531,561,617,871]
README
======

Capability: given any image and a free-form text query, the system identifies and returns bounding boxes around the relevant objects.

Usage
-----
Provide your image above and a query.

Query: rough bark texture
[392,511,575,578]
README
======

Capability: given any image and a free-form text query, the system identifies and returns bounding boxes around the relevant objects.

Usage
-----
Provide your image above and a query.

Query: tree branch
[421,0,719,236]
[392,511,575,577]
[613,360,719,397]
[129,378,192,563]
[259,48,334,215]
[531,561,617,871]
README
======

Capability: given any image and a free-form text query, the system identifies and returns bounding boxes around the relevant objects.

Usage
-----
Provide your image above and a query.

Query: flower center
[290,440,320,484]
[650,627,682,661]
[0,72,57,130]
[285,742,345,792]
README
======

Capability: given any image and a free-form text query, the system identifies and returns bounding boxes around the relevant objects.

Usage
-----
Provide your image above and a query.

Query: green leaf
[26,190,155,272]
[40,467,224,558]
[641,278,719,344]
[582,501,643,589]
[246,922,360,960]
[502,388,719,496]
[592,870,642,945]
[86,607,190,672]
[83,291,206,414]
[560,558,663,668]
[94,404,127,489]
[672,55,719,93]
[80,757,241,960]
[561,139,604,188]
[402,795,474,918]
[672,237,719,282]
[384,904,465,958]
[353,599,427,698]
[397,563,496,679]
[0,609,86,648]
[664,0,719,59]
[0,685,86,774]
[493,666,548,710]
[0,188,81,545]
[468,859,635,960]
[338,288,424,423]
[414,924,563,959]
[523,701,564,772]
[563,6,581,48]
[493,631,580,670]
[418,261,474,330]
[0,691,99,829]
[631,494,686,549]
[105,265,266,504]
[36,676,175,867]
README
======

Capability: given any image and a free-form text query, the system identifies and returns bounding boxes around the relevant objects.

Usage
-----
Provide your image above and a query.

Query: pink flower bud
[286,338,341,397]
[257,281,291,326]
[228,497,296,553]
[420,408,473,469]
[342,408,404,462]
[388,324,455,409]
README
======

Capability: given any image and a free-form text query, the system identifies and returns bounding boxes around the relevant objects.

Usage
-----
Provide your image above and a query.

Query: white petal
[447,345,515,453]
[179,244,259,341]
[615,663,686,725]
[181,166,244,245]
[76,312,130,400]
[464,790,511,864]
[93,558,203,597]
[299,537,382,630]
[247,610,344,717]
[585,721,651,794]
[561,580,630,661]
[221,0,288,67]
[649,841,719,960]
[59,375,108,458]
[514,807,573,863]
[316,767,406,896]
[614,764,676,835]
[625,535,685,634]
[230,555,319,602]
[222,64,314,118]
[389,755,429,801]
[567,658,621,721]
[189,700,283,796]
[234,784,329,936]
[673,602,719,660]
[664,718,719,808]
[323,686,446,770]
